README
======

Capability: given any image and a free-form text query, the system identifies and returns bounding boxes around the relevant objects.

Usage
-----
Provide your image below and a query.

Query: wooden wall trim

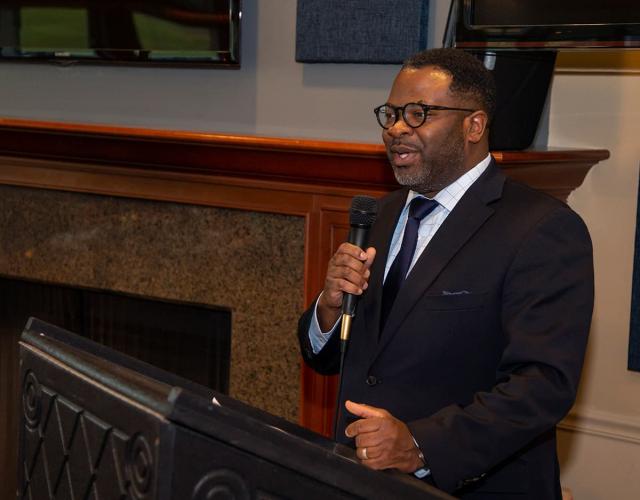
[0,118,610,436]
[0,118,396,190]
[0,118,608,192]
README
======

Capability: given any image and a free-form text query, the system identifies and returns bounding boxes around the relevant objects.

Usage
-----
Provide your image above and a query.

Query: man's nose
[386,116,413,137]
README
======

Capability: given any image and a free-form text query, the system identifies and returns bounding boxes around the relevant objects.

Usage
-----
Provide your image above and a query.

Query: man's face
[382,66,471,196]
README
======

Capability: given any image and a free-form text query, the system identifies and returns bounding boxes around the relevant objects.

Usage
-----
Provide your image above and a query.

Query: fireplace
[0,183,305,499]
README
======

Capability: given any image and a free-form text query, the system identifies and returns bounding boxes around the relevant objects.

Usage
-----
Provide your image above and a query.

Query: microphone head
[350,195,378,227]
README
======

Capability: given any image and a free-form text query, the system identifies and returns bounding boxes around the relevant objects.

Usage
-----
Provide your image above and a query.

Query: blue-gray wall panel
[296,0,429,63]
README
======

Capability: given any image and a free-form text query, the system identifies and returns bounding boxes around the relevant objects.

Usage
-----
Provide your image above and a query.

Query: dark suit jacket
[298,161,594,499]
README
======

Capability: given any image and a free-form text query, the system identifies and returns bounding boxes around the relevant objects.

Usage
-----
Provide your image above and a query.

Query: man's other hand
[344,400,424,473]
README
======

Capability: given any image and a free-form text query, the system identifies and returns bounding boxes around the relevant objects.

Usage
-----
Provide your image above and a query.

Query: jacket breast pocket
[420,291,488,311]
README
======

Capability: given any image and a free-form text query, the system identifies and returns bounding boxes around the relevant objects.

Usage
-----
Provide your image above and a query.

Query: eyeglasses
[374,102,477,129]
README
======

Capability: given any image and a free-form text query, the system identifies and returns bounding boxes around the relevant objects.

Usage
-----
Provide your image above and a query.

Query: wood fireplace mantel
[0,118,609,436]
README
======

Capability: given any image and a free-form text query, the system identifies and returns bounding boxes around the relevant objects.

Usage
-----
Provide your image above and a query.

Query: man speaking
[297,48,594,499]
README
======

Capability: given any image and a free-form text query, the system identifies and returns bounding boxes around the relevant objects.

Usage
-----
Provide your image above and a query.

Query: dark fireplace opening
[0,275,232,391]
[0,274,231,499]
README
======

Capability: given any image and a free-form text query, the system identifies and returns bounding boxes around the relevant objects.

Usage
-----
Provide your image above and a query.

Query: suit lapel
[375,161,506,356]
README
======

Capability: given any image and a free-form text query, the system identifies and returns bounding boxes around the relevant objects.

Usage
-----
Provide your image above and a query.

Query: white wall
[551,69,640,500]
[1,1,638,498]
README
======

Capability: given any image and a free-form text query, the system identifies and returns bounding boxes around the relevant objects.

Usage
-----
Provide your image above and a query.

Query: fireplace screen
[0,275,231,390]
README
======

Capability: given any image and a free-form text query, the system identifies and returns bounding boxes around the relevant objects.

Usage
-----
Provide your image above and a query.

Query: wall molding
[0,117,609,197]
[560,408,640,445]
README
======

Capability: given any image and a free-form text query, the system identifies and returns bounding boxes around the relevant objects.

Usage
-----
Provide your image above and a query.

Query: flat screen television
[0,0,241,66]
[445,0,640,50]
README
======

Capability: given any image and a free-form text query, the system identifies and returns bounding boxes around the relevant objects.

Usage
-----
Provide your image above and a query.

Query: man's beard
[391,135,466,195]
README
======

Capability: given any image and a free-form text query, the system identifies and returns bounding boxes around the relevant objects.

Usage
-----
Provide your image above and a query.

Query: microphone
[340,195,378,353]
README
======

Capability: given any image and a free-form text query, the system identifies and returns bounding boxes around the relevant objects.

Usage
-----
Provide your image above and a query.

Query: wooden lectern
[17,318,452,500]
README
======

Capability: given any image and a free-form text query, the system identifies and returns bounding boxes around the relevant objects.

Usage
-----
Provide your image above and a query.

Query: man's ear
[465,111,489,144]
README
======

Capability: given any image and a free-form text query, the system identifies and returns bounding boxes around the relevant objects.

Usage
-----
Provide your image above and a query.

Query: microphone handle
[342,224,370,316]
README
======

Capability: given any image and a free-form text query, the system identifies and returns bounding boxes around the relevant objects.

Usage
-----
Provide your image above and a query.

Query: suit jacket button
[366,375,378,386]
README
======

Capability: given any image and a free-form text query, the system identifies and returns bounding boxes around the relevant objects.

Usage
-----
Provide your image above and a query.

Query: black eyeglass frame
[373,102,477,129]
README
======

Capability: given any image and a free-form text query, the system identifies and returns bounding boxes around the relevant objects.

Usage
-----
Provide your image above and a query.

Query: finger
[336,242,369,261]
[363,247,377,269]
[321,274,368,310]
[356,443,384,461]
[345,417,383,438]
[364,444,383,460]
[323,279,362,301]
[326,256,371,292]
[362,439,421,473]
[355,432,385,457]
[345,400,388,419]
[358,448,412,472]
[332,250,367,269]
[326,265,369,291]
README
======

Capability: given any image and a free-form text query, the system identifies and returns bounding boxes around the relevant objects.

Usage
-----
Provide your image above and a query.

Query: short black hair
[403,48,496,124]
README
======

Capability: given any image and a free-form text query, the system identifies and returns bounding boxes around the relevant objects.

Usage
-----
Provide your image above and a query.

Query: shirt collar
[406,153,492,212]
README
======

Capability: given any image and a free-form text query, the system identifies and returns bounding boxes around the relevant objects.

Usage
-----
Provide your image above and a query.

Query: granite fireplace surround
[0,184,305,419]
[0,119,609,435]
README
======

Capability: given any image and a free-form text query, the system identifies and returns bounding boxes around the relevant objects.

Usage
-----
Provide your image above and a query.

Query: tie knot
[409,196,439,221]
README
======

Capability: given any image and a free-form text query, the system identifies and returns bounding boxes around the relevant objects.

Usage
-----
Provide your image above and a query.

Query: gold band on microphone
[340,313,353,342]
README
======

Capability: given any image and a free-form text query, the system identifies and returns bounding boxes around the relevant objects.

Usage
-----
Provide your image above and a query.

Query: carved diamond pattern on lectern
[52,397,87,497]
[47,396,81,492]
[64,406,99,498]
[93,428,130,499]
[21,372,133,500]
[22,383,58,499]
